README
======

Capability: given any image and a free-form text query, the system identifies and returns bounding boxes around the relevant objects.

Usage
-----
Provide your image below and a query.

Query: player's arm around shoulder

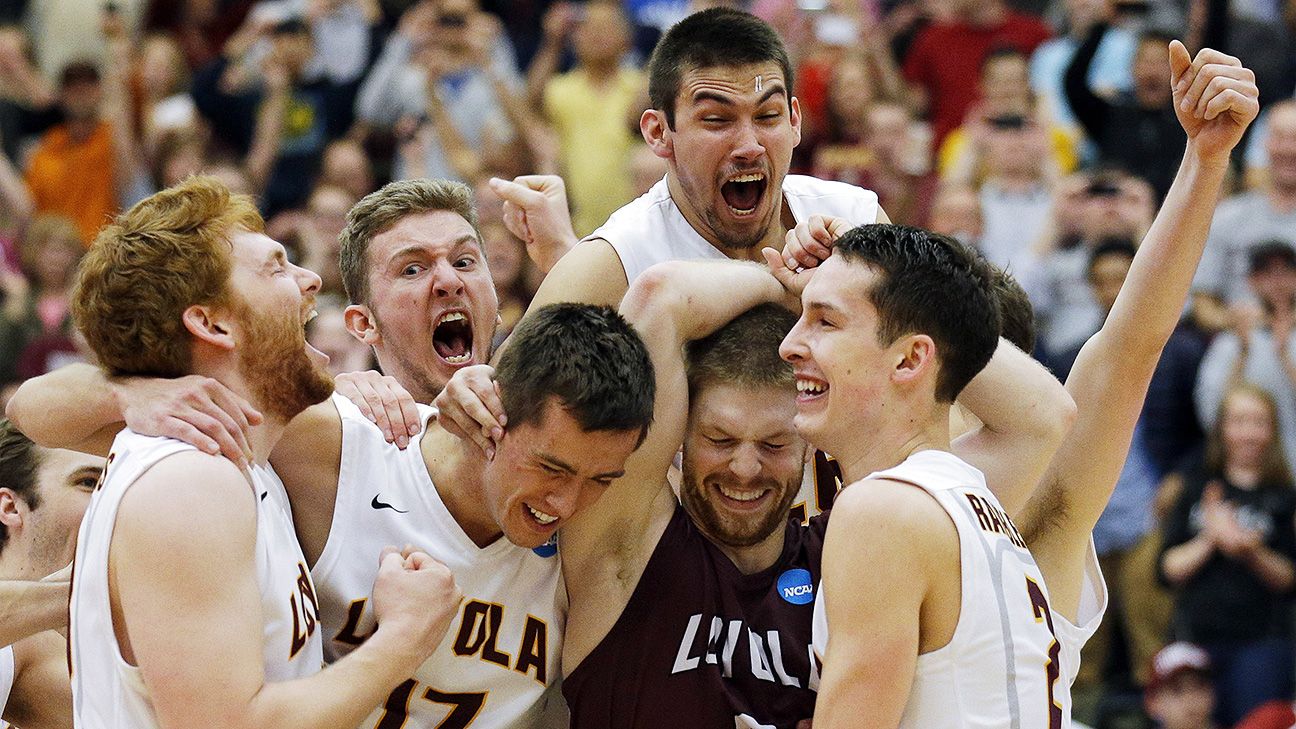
[269,398,343,566]
[814,478,960,729]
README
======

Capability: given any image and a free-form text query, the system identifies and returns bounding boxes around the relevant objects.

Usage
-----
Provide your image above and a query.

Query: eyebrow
[806,300,844,317]
[388,235,480,262]
[538,453,625,481]
[261,247,288,271]
[692,83,787,109]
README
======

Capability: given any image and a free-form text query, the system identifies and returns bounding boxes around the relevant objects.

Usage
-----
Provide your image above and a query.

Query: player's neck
[833,405,952,485]
[716,528,786,576]
[184,364,284,464]
[422,423,502,547]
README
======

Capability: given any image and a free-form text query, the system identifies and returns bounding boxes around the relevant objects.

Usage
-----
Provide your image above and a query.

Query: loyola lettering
[670,613,819,691]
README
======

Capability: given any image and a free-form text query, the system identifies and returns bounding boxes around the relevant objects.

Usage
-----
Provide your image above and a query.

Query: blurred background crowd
[3,0,1296,726]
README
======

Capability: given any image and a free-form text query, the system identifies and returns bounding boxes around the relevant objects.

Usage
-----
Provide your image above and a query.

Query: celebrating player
[62,177,463,729]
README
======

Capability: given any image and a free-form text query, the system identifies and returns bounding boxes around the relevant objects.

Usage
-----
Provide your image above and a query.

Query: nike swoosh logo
[371,495,409,513]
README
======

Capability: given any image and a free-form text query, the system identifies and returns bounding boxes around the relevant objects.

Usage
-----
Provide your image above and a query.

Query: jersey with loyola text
[70,430,321,729]
[812,449,1106,728]
[565,504,828,728]
[311,394,567,729]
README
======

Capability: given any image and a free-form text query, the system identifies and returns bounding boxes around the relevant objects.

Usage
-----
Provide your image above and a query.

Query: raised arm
[1020,42,1259,621]
[951,339,1076,516]
[113,453,460,729]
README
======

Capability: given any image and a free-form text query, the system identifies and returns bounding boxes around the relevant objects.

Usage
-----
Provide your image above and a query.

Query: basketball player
[0,420,100,729]
[494,6,884,521]
[15,179,657,728]
[63,177,463,729]
[782,41,1259,726]
[434,254,1070,727]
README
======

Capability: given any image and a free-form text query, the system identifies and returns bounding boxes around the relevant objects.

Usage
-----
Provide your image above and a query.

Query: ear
[182,304,237,351]
[789,95,803,147]
[0,488,23,533]
[891,334,937,389]
[344,304,381,346]
[640,108,673,160]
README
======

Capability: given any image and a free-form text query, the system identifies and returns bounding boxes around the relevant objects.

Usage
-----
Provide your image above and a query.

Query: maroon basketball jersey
[564,505,829,728]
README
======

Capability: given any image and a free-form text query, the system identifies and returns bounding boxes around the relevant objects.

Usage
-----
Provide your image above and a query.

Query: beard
[235,301,334,423]
[679,455,802,548]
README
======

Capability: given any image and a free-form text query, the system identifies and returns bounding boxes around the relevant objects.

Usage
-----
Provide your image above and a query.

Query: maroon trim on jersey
[564,505,830,729]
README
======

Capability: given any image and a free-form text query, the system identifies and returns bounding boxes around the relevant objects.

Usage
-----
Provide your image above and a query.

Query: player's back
[312,396,565,729]
[813,449,1068,728]
[70,429,322,728]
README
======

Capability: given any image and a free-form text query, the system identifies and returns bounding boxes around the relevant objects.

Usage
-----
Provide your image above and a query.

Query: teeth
[718,484,765,502]
[729,173,765,183]
[444,353,471,364]
[527,505,558,525]
[438,311,466,325]
[796,379,826,394]
[304,309,317,325]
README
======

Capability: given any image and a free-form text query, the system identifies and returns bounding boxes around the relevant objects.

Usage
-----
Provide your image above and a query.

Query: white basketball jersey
[312,394,566,729]
[813,450,1106,729]
[0,645,12,719]
[70,430,323,728]
[588,174,880,285]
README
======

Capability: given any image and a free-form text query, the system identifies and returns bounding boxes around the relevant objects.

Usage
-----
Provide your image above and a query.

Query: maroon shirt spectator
[902,0,1050,147]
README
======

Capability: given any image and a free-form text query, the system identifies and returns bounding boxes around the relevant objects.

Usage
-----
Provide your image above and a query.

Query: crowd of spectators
[3,0,1296,725]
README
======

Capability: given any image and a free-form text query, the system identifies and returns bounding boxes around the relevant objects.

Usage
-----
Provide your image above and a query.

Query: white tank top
[70,430,323,729]
[312,394,567,729]
[588,174,880,285]
[0,645,12,720]
[812,450,1107,729]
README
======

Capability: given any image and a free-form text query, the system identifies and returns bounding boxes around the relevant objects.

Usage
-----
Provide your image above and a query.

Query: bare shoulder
[270,398,342,493]
[826,478,959,568]
[531,237,629,309]
[115,451,255,549]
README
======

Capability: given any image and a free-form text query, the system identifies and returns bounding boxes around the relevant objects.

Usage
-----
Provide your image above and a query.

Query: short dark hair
[59,59,100,88]
[991,266,1036,353]
[647,8,794,128]
[686,303,797,400]
[0,420,41,556]
[496,304,655,443]
[834,224,1000,402]
[1248,240,1296,275]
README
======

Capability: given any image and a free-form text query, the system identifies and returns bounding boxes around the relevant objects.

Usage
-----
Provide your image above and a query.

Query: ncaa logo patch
[533,534,558,558]
[776,568,814,605]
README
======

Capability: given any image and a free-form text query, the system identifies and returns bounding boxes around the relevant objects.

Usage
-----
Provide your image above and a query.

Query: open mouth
[720,172,767,217]
[712,481,773,511]
[302,308,330,365]
[524,503,559,527]
[795,376,828,403]
[432,310,473,365]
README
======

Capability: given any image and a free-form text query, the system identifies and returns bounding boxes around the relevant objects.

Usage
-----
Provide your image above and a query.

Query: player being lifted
[775,40,1260,729]
[59,177,463,729]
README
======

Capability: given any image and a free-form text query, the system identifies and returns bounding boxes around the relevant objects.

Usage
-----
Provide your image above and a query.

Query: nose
[779,321,805,363]
[729,443,762,482]
[731,119,765,163]
[431,260,465,298]
[541,480,581,520]
[293,263,322,295]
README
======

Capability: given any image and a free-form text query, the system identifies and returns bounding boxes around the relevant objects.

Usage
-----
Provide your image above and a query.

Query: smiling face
[481,398,642,548]
[680,383,805,548]
[359,210,499,400]
[652,62,802,251]
[779,256,897,457]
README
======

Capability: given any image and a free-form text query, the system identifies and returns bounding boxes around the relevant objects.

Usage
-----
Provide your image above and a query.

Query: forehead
[677,62,788,106]
[691,384,796,435]
[369,210,480,267]
[36,447,102,485]
[802,255,877,319]
[514,400,639,473]
[229,229,285,267]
